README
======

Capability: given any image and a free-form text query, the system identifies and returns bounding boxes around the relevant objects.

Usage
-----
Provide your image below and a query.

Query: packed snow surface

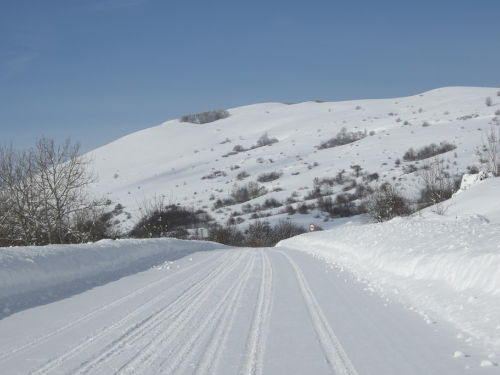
[1,248,498,374]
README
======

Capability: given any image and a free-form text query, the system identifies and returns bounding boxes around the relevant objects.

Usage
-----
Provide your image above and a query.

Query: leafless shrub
[361,183,414,222]
[252,132,278,148]
[415,158,460,214]
[230,181,267,203]
[403,141,456,161]
[257,171,283,182]
[318,127,367,149]
[475,125,500,176]
[201,170,227,180]
[457,113,479,121]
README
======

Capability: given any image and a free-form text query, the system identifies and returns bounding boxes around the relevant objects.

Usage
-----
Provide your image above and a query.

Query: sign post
[309,223,316,232]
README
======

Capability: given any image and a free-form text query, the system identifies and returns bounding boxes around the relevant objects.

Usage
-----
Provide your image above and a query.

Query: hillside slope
[89,87,500,232]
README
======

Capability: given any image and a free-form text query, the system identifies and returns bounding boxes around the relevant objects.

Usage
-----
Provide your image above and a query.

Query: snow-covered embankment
[277,215,500,349]
[0,238,225,313]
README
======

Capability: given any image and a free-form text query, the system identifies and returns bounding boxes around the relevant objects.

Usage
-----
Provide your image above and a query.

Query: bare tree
[475,125,500,177]
[0,137,105,246]
[0,145,45,245]
[30,137,104,244]
[414,157,460,214]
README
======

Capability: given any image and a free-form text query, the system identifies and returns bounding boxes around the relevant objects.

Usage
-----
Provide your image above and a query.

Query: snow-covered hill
[89,86,500,232]
[2,87,500,373]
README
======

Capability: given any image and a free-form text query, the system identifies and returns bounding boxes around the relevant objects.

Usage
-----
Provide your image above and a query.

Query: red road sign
[309,223,316,232]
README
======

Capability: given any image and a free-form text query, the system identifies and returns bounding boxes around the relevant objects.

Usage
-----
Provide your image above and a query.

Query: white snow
[0,238,225,314]
[278,210,500,349]
[2,248,497,374]
[1,86,500,373]
[453,171,489,196]
[480,360,497,367]
[86,86,500,232]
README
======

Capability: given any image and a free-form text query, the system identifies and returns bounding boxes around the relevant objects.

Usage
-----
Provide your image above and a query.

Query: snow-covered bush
[179,109,230,124]
[453,171,488,197]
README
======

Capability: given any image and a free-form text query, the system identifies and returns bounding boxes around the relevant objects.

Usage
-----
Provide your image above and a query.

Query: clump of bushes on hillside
[207,220,307,247]
[252,132,278,148]
[130,196,212,239]
[402,141,456,162]
[180,109,230,124]
[201,170,227,180]
[257,170,283,182]
[318,127,367,149]
[230,181,267,203]
[360,183,414,222]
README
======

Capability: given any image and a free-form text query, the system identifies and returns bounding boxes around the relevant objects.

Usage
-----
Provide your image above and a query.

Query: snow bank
[277,215,500,348]
[453,171,488,196]
[0,238,225,312]
[426,176,500,224]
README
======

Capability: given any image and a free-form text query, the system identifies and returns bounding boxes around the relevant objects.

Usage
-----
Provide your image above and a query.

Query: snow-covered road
[0,248,495,374]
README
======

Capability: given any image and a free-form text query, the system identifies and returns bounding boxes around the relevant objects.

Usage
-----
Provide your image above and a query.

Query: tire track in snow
[157,250,257,375]
[116,251,250,375]
[240,249,274,375]
[0,251,220,365]
[29,251,231,375]
[72,251,244,375]
[278,250,358,375]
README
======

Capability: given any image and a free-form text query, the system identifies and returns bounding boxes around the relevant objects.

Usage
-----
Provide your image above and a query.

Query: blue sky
[1,0,499,152]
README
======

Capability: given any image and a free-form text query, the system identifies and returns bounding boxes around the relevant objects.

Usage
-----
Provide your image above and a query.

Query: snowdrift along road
[0,238,225,317]
[279,214,500,350]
